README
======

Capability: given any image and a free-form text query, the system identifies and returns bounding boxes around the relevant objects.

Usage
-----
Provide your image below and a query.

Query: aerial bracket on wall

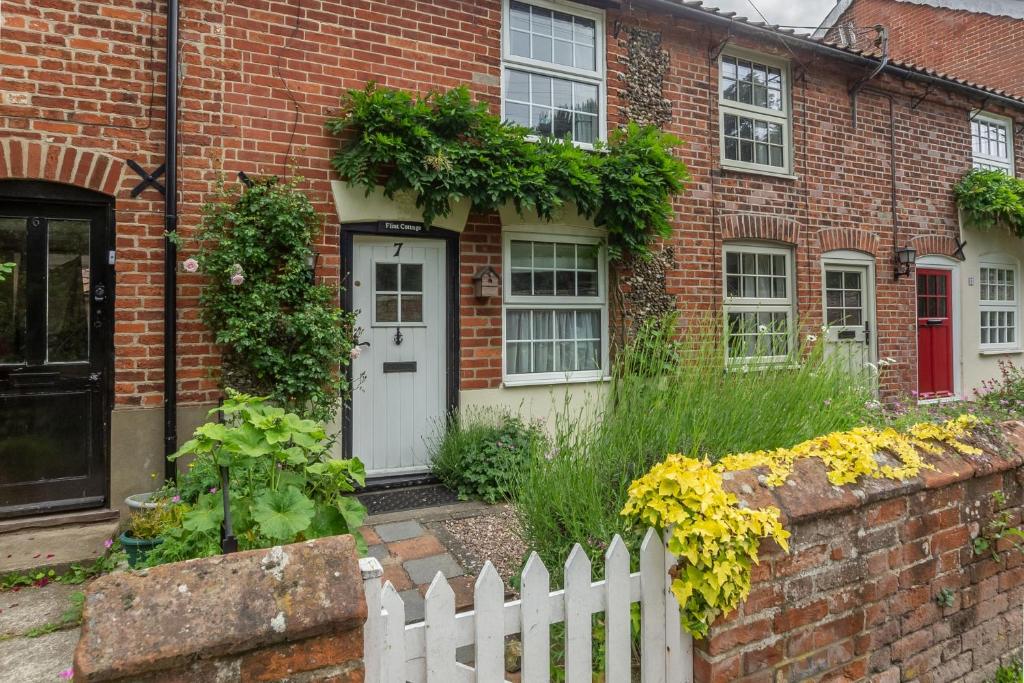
[909,84,933,111]
[238,170,253,187]
[127,159,166,197]
[709,33,733,62]
[849,25,889,129]
[953,238,967,261]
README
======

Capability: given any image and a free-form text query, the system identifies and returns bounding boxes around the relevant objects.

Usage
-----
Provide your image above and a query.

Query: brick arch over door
[720,213,799,244]
[0,141,125,196]
[816,227,880,256]
[910,234,961,259]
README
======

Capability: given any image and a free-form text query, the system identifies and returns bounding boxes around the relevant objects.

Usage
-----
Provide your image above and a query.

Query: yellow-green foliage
[718,414,981,486]
[622,456,789,638]
[622,415,981,638]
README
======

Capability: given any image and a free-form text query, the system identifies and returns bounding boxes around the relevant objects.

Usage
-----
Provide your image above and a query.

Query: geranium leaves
[252,487,315,540]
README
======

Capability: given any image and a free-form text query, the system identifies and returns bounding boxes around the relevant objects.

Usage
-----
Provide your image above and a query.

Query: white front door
[822,262,876,386]
[351,236,447,476]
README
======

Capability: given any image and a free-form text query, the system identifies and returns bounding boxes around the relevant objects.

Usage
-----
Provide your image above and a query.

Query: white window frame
[978,255,1020,352]
[971,112,1015,174]
[723,242,796,365]
[502,230,608,385]
[718,48,793,178]
[500,0,607,149]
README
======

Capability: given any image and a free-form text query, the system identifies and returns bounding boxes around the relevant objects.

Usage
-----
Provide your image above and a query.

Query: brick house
[0,0,1022,519]
[816,0,1024,98]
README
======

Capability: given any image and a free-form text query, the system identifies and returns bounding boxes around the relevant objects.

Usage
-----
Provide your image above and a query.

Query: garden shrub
[974,359,1024,415]
[142,391,367,566]
[430,409,548,504]
[515,313,876,580]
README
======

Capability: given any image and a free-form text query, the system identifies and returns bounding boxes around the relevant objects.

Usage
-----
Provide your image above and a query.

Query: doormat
[358,484,461,515]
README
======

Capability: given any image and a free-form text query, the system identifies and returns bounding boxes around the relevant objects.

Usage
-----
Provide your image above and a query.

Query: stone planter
[124,492,159,511]
[330,181,472,232]
[119,531,163,568]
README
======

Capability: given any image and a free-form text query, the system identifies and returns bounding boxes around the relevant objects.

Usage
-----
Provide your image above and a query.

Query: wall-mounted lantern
[307,250,320,285]
[893,246,917,280]
[473,266,500,298]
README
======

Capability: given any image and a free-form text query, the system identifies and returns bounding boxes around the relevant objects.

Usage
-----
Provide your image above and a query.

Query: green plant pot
[119,531,163,568]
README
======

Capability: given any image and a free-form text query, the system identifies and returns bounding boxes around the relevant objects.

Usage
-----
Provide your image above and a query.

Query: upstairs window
[502,0,605,147]
[719,51,791,175]
[971,113,1014,174]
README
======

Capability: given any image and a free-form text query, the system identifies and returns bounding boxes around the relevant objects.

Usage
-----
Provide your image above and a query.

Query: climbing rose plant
[623,414,981,638]
[181,176,355,422]
[0,263,13,282]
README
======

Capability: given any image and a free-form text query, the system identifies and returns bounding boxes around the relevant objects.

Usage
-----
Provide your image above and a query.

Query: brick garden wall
[2,0,1022,405]
[828,0,1024,99]
[696,422,1024,683]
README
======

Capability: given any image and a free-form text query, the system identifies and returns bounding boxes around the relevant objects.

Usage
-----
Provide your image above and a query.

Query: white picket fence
[360,528,693,683]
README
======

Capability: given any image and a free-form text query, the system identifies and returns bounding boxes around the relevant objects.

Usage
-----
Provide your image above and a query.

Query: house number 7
[393,242,403,257]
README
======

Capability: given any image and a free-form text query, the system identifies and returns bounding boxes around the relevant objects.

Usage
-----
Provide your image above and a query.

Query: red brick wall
[1,0,1021,406]
[829,0,1024,98]
[697,423,1024,682]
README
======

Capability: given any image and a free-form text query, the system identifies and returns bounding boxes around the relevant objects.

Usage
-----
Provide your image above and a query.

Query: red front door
[917,269,953,398]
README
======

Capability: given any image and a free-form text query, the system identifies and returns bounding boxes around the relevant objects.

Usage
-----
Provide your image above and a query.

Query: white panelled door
[351,236,446,476]
[822,262,875,387]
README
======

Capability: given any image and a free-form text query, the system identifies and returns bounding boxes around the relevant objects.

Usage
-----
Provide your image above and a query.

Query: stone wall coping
[73,535,366,682]
[722,420,1024,525]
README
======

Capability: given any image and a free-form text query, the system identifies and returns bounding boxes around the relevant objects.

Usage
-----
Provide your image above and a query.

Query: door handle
[93,283,106,303]
[864,319,871,347]
[356,341,371,348]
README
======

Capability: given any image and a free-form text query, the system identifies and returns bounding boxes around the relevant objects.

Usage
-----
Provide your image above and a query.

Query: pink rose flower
[182,258,199,273]
[350,346,362,360]
[230,273,244,286]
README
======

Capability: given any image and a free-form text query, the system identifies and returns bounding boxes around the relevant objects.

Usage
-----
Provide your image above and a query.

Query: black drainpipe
[163,0,180,482]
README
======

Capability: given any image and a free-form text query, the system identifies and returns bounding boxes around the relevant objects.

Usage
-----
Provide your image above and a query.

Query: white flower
[182,257,199,273]
[806,334,818,343]
[757,324,768,333]
[865,400,881,410]
[231,263,243,275]
[230,273,244,286]
[350,346,362,360]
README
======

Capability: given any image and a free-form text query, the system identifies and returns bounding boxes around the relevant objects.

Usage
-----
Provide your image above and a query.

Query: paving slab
[399,589,425,623]
[374,520,424,543]
[0,627,79,682]
[0,521,118,575]
[404,553,464,585]
[0,583,82,637]
[366,544,390,562]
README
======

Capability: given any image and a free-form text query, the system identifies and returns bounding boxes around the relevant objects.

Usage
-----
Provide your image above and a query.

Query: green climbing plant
[327,84,690,259]
[954,168,1024,236]
[178,176,356,422]
[0,262,13,282]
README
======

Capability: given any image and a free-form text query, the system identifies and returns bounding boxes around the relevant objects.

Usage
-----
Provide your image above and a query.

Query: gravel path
[439,506,526,587]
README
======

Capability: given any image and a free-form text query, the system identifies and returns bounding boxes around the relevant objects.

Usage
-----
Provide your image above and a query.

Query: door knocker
[393,328,404,346]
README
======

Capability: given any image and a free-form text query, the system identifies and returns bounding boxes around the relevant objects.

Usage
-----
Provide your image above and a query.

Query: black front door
[0,184,112,518]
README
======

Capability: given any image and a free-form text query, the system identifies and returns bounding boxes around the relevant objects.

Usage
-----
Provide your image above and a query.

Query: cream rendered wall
[959,225,1024,396]
[459,381,609,435]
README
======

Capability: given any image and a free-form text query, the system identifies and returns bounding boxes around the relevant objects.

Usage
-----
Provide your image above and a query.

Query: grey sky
[704,0,840,31]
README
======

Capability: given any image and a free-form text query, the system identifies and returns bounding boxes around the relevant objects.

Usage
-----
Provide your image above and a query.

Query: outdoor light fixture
[894,246,917,280]
[307,251,319,284]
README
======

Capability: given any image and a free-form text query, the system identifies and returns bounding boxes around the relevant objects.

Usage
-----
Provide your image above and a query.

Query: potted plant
[120,502,182,568]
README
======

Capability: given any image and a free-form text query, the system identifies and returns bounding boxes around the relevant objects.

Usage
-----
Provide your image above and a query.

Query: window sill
[501,374,610,388]
[979,348,1023,356]
[719,164,799,181]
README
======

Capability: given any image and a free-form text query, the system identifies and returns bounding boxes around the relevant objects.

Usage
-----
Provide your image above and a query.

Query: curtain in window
[506,310,532,374]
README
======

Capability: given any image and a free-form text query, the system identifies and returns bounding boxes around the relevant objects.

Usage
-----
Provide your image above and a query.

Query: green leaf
[337,496,367,531]
[307,504,347,538]
[183,494,224,533]
[252,487,315,540]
